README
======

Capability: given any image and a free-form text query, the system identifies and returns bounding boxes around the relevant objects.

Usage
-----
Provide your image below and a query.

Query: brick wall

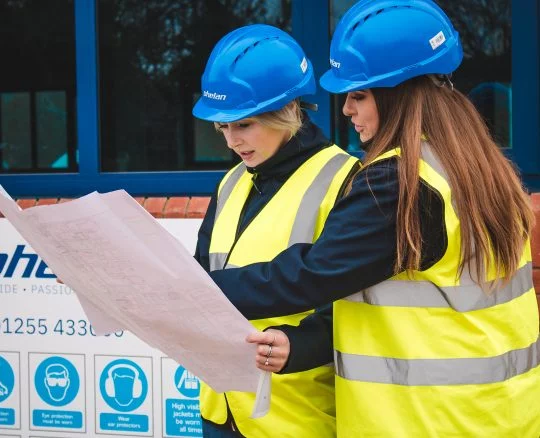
[6,196,211,219]
[530,194,540,317]
[3,194,540,317]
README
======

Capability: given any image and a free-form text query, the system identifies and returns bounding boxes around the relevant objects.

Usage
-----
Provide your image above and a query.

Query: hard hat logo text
[203,90,227,101]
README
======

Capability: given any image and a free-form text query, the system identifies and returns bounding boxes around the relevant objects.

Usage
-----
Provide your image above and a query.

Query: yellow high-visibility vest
[204,145,358,437]
[334,146,540,437]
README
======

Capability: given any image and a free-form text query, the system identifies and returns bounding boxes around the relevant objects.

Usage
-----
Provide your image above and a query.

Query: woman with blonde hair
[209,1,540,436]
[192,24,358,437]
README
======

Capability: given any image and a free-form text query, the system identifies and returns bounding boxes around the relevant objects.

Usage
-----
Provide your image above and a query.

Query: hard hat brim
[192,73,316,122]
[192,98,260,122]
[319,70,370,94]
[320,46,463,94]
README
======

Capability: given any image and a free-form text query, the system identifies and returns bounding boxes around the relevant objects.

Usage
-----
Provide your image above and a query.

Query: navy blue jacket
[194,116,357,372]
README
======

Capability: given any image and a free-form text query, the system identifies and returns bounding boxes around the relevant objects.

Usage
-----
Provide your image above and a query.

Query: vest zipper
[223,393,244,435]
[251,173,262,194]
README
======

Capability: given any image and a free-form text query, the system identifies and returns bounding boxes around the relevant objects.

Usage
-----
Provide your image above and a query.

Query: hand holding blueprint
[0,186,270,414]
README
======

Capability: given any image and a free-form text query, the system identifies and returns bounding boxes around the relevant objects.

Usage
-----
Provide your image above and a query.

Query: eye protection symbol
[45,376,69,387]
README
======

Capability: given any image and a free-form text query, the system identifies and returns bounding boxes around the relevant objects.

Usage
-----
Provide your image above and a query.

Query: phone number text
[0,317,124,337]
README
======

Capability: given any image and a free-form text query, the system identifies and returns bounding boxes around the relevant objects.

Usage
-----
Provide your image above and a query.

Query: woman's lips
[240,151,255,160]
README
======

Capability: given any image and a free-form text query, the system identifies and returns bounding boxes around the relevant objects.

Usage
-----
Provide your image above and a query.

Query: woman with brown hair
[208,1,540,436]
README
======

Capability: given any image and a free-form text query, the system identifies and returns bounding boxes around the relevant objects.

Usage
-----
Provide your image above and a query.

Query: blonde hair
[256,100,303,138]
[360,76,533,284]
[214,100,303,138]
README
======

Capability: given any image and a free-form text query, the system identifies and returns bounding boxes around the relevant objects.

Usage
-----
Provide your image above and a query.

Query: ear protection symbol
[104,363,143,399]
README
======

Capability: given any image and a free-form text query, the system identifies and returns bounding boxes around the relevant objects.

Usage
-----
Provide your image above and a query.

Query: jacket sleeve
[194,188,218,273]
[274,304,334,374]
[210,159,400,320]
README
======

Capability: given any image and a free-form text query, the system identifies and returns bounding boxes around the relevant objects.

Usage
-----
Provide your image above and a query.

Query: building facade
[0,0,538,197]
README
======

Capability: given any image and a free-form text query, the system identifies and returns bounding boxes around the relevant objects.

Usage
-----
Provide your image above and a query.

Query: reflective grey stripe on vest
[209,165,246,271]
[209,252,228,272]
[420,142,460,211]
[335,334,540,386]
[345,262,532,312]
[288,153,351,246]
[210,152,351,271]
[215,164,246,223]
[420,142,448,181]
[209,253,241,271]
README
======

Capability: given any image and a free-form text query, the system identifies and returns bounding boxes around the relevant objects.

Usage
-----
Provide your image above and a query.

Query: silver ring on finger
[266,344,273,358]
[264,358,270,366]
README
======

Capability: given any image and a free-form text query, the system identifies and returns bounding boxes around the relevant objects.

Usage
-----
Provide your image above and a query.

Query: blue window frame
[0,1,77,175]
[0,0,539,197]
[512,1,540,191]
[292,0,331,138]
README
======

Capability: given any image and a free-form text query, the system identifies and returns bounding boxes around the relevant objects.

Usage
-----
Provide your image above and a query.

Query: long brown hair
[361,76,534,284]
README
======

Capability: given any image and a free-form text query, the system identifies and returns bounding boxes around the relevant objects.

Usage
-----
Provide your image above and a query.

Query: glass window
[98,0,292,172]
[330,0,512,152]
[0,0,77,173]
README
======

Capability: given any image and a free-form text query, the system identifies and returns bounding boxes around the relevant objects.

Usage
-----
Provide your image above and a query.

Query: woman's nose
[224,130,241,149]
[342,94,355,116]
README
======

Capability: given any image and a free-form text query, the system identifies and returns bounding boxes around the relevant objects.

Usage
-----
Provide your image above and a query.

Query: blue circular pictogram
[99,359,148,412]
[174,366,200,398]
[0,356,15,403]
[35,356,80,407]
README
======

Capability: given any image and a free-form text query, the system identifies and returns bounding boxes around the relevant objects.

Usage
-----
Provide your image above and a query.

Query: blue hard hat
[320,0,463,93]
[192,24,316,122]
